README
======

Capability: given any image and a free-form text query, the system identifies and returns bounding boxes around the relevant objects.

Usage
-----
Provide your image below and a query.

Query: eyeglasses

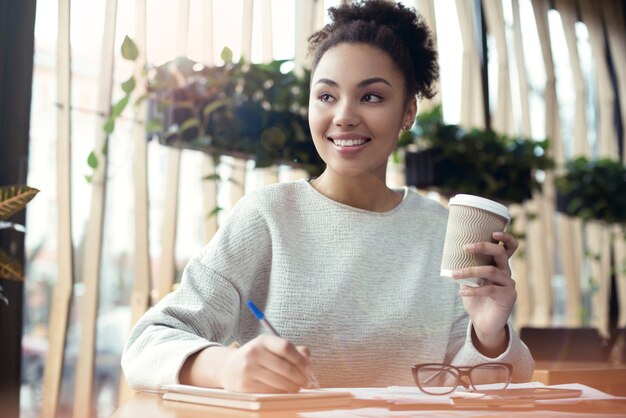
[411,363,512,395]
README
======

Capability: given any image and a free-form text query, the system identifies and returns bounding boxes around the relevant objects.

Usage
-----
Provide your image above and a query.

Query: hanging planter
[95,38,324,179]
[141,46,324,175]
[398,106,554,205]
[554,156,626,227]
[404,146,445,189]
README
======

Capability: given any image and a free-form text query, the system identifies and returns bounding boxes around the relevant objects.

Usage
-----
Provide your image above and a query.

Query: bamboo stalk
[117,0,150,405]
[40,2,73,416]
[73,1,118,416]
[157,0,189,302]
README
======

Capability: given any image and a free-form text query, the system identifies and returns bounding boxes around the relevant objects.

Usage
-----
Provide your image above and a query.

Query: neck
[310,170,403,212]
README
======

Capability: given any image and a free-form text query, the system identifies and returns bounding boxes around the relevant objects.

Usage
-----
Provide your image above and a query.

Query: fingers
[296,345,311,358]
[251,359,306,393]
[227,335,313,393]
[493,231,518,258]
[263,335,313,378]
[462,231,517,272]
[453,265,513,288]
[459,280,517,302]
[454,232,518,288]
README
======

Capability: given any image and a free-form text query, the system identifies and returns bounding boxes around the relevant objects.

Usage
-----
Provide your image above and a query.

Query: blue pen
[247,300,281,337]
[246,300,320,389]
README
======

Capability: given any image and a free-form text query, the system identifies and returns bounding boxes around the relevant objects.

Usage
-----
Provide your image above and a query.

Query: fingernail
[463,243,475,251]
[459,289,469,296]
[452,270,462,278]
[493,231,503,238]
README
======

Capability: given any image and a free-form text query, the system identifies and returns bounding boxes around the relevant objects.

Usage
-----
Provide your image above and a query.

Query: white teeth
[333,138,367,146]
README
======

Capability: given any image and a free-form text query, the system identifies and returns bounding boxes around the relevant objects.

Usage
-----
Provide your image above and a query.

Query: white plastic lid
[449,194,510,221]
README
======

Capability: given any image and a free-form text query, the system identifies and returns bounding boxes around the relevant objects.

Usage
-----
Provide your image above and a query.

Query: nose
[333,99,360,127]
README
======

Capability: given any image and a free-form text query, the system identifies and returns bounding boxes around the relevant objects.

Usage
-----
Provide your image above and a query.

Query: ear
[403,96,417,129]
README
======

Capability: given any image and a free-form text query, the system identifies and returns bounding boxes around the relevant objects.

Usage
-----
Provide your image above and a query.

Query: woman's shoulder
[402,187,449,219]
[229,180,310,219]
[238,180,308,205]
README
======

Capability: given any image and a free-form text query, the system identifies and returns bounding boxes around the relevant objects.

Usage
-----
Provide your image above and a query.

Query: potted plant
[0,185,39,304]
[397,105,555,205]
[554,156,626,227]
[100,37,323,177]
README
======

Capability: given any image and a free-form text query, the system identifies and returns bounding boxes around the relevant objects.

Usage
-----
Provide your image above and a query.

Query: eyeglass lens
[416,365,459,395]
[469,363,510,388]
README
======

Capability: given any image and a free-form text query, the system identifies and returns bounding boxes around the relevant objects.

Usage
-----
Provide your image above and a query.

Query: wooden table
[532,363,626,396]
[111,388,626,418]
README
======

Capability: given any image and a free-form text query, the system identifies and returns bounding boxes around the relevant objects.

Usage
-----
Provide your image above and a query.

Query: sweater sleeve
[121,194,272,390]
[445,292,535,383]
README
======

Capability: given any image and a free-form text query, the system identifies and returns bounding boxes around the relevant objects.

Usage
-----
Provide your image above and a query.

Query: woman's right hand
[180,334,314,393]
[218,335,314,393]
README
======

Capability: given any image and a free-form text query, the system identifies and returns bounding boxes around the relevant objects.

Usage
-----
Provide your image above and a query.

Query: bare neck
[309,171,403,212]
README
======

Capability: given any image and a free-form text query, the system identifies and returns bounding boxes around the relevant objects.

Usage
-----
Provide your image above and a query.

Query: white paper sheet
[300,383,626,417]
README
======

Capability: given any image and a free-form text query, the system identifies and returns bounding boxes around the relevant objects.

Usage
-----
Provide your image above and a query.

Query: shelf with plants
[396,105,555,205]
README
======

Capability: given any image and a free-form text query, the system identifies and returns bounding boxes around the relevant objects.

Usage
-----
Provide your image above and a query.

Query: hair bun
[308,0,439,99]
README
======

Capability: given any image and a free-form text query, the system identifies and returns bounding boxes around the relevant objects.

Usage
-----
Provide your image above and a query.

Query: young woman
[122,0,534,393]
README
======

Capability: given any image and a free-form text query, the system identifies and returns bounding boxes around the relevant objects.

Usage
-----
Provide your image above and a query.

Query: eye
[318,93,335,103]
[362,93,383,103]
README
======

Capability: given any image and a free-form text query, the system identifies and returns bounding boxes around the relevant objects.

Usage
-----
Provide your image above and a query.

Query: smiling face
[308,43,417,182]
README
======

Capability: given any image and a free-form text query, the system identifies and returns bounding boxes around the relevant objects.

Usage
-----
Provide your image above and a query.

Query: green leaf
[221,46,233,64]
[121,76,136,94]
[179,117,200,133]
[85,174,93,183]
[121,36,139,61]
[87,151,98,169]
[206,206,223,218]
[103,117,115,134]
[397,130,414,147]
[146,118,163,132]
[0,185,39,220]
[134,93,149,108]
[202,174,221,182]
[202,98,235,118]
[112,96,130,117]
[227,177,242,188]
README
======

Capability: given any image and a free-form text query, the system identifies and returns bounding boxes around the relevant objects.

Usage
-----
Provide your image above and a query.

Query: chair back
[520,327,611,363]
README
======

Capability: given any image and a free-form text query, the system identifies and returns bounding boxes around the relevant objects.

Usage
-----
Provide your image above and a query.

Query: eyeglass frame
[411,362,513,395]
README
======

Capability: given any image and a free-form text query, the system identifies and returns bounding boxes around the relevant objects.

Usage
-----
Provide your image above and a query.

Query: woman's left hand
[453,231,518,357]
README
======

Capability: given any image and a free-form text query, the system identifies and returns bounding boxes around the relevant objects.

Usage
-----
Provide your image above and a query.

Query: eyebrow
[314,77,393,88]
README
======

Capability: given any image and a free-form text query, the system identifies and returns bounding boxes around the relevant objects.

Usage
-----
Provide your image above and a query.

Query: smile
[329,138,370,147]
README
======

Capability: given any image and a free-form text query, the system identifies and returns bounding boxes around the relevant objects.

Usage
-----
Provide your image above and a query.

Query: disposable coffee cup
[440,194,510,287]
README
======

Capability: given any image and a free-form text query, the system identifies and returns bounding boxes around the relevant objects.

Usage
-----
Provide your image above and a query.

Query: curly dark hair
[308,0,439,100]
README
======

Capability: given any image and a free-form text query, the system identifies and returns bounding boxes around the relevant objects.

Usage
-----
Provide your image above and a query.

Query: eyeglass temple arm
[421,369,445,386]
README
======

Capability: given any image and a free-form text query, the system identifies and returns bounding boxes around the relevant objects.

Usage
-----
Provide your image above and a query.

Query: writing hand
[217,334,314,393]
[453,231,518,357]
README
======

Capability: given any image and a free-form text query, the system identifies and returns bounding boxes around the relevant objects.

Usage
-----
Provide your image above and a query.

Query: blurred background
[0,0,625,417]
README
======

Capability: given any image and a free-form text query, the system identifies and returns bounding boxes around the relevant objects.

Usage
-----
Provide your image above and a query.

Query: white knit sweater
[121,180,534,390]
